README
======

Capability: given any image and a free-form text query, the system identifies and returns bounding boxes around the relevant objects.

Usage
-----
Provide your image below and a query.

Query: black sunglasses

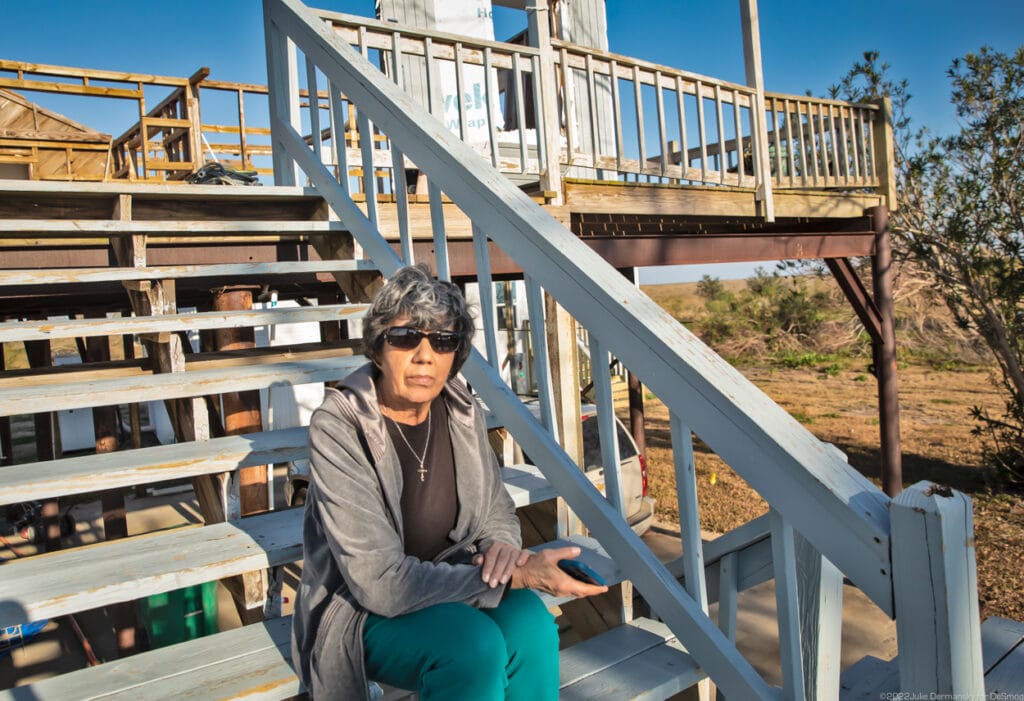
[384,326,462,353]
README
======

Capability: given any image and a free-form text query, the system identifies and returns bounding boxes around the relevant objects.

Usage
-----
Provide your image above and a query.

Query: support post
[527,0,563,204]
[620,268,647,455]
[871,97,897,211]
[264,0,302,186]
[891,481,984,696]
[870,205,902,496]
[739,0,775,221]
[544,292,583,539]
[211,286,268,516]
[795,530,843,699]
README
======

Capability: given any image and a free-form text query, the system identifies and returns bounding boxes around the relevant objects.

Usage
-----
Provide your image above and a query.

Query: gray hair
[362,263,475,376]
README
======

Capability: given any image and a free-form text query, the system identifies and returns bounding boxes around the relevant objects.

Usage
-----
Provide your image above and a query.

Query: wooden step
[839,617,1024,699]
[0,508,613,629]
[0,615,702,701]
[0,260,376,287]
[0,346,364,416]
[0,427,555,510]
[0,219,350,237]
[0,427,310,506]
[0,303,369,343]
[559,617,704,699]
[0,508,305,628]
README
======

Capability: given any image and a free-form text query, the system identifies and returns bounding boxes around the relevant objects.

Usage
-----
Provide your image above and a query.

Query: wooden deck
[839,617,1024,699]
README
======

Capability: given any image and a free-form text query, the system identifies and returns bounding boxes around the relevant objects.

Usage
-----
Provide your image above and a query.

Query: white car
[521,401,655,536]
[286,401,655,536]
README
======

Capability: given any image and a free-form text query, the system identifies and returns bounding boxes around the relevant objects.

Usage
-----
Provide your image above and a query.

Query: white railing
[263,1,982,697]
[288,9,882,205]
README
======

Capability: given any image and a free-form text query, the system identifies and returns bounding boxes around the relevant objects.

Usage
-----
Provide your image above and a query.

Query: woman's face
[376,317,457,414]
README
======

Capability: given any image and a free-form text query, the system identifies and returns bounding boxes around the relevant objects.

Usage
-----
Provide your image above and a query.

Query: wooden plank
[561,637,704,700]
[0,617,292,701]
[561,179,883,219]
[502,464,558,508]
[3,615,703,701]
[982,617,1024,674]
[0,508,304,627]
[0,427,310,506]
[985,626,1024,694]
[771,510,806,700]
[892,482,985,695]
[263,7,889,695]
[0,260,374,287]
[0,303,369,343]
[838,655,899,700]
[0,352,364,416]
[0,220,351,236]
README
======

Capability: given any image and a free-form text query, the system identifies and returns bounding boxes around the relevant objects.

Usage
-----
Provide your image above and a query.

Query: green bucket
[139,581,218,648]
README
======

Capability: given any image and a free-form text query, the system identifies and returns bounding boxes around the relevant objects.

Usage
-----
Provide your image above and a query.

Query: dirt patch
[640,363,1024,622]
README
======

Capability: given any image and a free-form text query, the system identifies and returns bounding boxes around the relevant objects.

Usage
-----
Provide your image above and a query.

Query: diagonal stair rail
[261,1,984,698]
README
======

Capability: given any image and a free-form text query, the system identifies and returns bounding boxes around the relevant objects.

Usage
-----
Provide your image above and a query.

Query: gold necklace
[385,408,432,482]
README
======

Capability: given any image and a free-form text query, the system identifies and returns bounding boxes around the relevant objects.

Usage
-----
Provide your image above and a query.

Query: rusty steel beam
[826,258,884,345]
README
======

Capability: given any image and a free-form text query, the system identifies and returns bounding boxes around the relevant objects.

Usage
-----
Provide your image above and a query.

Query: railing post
[891,481,985,696]
[527,0,563,204]
[871,97,897,211]
[795,530,843,699]
[739,0,774,221]
[264,0,302,186]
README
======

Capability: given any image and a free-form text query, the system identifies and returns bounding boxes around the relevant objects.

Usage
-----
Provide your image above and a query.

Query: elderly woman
[292,264,606,700]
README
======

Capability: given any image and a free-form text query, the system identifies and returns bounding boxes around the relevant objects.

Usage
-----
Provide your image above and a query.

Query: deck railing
[262,1,984,697]
[315,10,885,214]
[2,31,887,203]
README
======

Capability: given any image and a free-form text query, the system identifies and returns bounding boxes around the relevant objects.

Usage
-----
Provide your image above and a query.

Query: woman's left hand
[472,541,531,588]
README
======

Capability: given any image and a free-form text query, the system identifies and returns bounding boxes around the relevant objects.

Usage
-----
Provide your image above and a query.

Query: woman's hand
[472,541,531,588]
[509,546,609,598]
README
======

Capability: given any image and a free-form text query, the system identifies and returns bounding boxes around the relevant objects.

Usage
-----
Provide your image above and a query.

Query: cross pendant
[418,463,427,482]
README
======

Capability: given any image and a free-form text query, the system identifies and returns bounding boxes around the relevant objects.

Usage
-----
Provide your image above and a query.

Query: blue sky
[2,0,1021,282]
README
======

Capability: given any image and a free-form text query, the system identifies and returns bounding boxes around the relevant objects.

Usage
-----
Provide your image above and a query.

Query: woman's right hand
[509,546,609,598]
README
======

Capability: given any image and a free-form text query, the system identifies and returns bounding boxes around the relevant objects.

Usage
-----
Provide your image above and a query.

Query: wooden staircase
[0,181,705,699]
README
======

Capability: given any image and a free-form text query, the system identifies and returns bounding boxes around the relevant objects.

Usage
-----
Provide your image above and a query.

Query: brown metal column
[23,339,62,552]
[870,206,903,496]
[211,287,268,515]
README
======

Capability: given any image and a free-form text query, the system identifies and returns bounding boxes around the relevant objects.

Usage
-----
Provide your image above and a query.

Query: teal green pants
[363,589,559,701]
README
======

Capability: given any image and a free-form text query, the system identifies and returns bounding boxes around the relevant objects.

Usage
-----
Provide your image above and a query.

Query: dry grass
[635,335,1023,621]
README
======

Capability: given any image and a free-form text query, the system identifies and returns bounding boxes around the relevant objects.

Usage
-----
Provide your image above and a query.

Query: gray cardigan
[291,363,522,700]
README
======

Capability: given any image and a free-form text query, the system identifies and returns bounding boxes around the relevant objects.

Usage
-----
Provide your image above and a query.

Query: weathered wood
[0,427,310,506]
[981,617,1024,674]
[266,7,892,697]
[795,529,843,699]
[562,179,883,219]
[0,508,302,628]
[891,481,984,696]
[983,618,1024,693]
[771,510,806,700]
[0,261,375,287]
[0,303,369,343]
[0,348,363,416]
[0,219,350,236]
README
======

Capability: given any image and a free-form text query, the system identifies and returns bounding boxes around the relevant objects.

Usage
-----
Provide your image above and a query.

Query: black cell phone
[557,558,606,586]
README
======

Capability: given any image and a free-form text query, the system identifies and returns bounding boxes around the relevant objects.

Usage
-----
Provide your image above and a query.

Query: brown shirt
[385,396,458,561]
